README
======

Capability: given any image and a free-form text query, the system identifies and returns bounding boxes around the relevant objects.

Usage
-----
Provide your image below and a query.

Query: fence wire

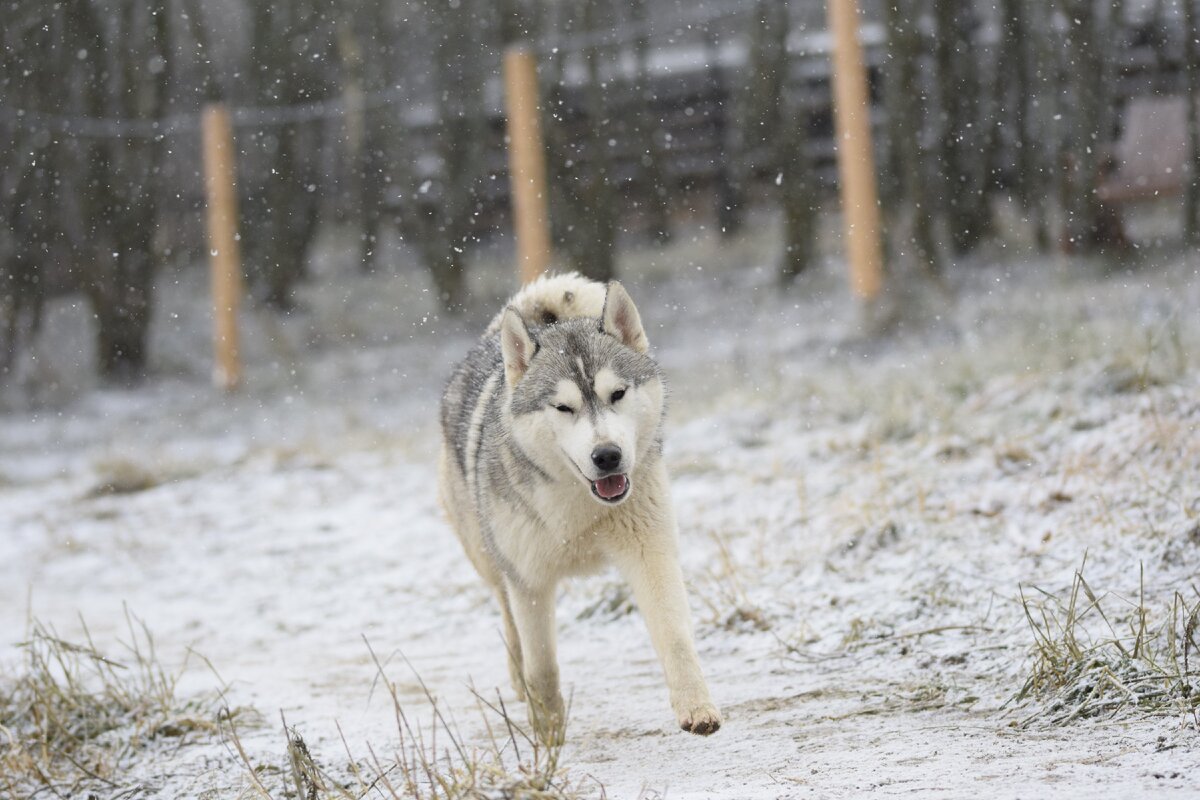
[0,85,421,140]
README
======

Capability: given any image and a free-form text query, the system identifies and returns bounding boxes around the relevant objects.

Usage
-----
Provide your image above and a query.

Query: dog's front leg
[612,540,722,735]
[507,579,565,743]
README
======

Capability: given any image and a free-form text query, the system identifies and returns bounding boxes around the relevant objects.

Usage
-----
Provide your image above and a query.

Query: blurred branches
[2,0,1196,381]
[239,0,336,312]
[393,0,496,311]
[1,0,174,382]
[1184,0,1200,245]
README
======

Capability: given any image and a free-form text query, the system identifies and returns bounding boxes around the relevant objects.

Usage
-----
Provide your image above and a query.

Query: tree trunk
[1025,0,1056,251]
[705,30,740,239]
[92,249,154,383]
[1059,0,1108,253]
[1001,0,1052,250]
[629,0,672,244]
[551,0,619,282]
[338,18,367,241]
[411,0,487,311]
[254,122,321,312]
[778,100,816,283]
[243,0,330,310]
[884,0,941,275]
[71,0,170,382]
[733,0,789,239]
[1,2,63,375]
[574,25,619,282]
[354,1,390,274]
[428,250,467,312]
[933,0,991,254]
[1184,0,1200,244]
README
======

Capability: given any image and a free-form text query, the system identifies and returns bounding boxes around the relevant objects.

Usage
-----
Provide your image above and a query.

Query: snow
[2,223,1199,797]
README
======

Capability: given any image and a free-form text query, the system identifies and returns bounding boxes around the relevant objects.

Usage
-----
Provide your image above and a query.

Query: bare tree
[55,0,173,381]
[705,29,740,241]
[545,0,620,282]
[1184,0,1200,244]
[1024,0,1060,251]
[338,0,393,273]
[0,3,54,374]
[883,0,941,275]
[239,0,333,311]
[392,0,493,311]
[627,0,672,244]
[997,0,1053,251]
[572,10,621,282]
[731,0,788,240]
[933,0,992,255]
[1058,0,1122,254]
[776,97,817,284]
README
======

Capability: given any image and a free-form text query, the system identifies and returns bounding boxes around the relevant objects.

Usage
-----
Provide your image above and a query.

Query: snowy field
[2,218,1199,798]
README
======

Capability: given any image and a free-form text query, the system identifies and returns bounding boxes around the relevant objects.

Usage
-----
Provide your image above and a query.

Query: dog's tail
[484,272,608,336]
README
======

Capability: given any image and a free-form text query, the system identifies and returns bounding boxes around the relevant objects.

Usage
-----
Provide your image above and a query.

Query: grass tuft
[221,638,595,800]
[0,609,223,797]
[697,531,770,633]
[1011,557,1200,727]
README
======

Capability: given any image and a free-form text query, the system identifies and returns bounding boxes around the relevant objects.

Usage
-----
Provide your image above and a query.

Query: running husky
[439,273,721,740]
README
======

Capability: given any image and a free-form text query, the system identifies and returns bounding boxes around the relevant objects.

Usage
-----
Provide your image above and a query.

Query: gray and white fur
[438,273,721,740]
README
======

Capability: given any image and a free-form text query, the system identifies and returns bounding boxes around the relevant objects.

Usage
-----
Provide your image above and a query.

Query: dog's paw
[527,692,566,747]
[677,702,722,736]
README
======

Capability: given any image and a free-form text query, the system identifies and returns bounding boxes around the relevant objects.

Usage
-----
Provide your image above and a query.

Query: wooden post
[201,103,243,390]
[503,45,553,284]
[827,0,884,302]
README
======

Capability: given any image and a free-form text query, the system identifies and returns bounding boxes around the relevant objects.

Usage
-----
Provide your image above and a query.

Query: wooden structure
[827,0,883,301]
[201,104,243,391]
[503,46,554,284]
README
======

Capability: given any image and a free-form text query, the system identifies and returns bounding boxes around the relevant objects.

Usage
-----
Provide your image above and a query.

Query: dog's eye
[610,389,626,403]
[553,404,574,414]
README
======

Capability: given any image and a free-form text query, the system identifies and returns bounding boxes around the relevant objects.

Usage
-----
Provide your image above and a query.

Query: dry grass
[1011,557,1200,727]
[1,614,596,799]
[575,582,635,623]
[84,455,204,498]
[0,609,223,797]
[221,639,597,800]
[696,531,770,633]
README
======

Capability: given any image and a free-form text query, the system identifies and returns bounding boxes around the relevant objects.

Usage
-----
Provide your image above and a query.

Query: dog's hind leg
[495,584,526,701]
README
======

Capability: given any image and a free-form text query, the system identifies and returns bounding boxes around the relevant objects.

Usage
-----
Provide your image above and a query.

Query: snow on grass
[1012,559,1200,727]
[1,221,1199,797]
[0,611,228,797]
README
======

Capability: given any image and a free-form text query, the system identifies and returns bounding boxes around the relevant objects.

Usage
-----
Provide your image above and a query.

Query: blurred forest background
[3,0,1200,382]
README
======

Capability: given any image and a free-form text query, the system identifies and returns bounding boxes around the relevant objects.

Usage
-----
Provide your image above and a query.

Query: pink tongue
[594,474,627,499]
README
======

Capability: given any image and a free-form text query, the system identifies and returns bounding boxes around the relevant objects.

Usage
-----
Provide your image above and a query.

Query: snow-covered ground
[2,220,1199,798]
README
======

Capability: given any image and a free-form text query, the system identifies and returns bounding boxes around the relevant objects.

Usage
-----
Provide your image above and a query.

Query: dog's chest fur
[481,462,664,581]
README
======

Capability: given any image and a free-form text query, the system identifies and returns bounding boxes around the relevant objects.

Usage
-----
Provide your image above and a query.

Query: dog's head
[500,282,663,506]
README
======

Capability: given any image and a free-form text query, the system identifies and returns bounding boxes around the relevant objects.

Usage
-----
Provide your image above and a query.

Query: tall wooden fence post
[503,45,553,285]
[202,103,243,390]
[828,0,884,303]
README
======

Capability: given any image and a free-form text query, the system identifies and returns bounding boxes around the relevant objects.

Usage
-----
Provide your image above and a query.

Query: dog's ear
[499,307,536,386]
[601,281,649,353]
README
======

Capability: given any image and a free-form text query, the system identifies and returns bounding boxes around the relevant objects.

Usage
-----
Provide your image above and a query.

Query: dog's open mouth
[591,473,630,503]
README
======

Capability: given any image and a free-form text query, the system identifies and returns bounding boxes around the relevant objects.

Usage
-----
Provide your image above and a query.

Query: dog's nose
[591,444,622,473]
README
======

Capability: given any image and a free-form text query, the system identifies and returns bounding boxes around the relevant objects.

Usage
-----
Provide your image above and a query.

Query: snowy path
[3,247,1199,797]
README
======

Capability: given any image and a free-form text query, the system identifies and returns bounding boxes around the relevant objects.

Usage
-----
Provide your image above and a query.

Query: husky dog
[439,273,721,739]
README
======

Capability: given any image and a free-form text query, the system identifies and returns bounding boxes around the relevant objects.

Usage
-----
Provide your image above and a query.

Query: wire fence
[0,86,418,139]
